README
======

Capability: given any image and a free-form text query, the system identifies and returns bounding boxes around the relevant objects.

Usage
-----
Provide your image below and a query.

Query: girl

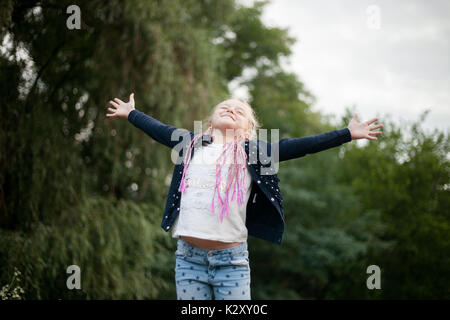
[106,93,383,300]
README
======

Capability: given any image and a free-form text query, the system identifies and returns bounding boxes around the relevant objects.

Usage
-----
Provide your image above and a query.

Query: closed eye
[218,105,246,117]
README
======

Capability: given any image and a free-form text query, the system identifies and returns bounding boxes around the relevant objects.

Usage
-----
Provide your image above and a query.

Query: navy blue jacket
[128,109,352,245]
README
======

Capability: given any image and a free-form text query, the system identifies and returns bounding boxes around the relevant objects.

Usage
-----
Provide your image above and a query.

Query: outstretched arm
[106,93,190,149]
[272,114,383,163]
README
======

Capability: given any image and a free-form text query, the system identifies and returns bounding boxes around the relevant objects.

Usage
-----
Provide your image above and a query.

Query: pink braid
[178,132,208,193]
[210,141,233,218]
[210,138,248,222]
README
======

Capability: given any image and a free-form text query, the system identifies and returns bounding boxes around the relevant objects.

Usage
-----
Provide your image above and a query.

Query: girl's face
[210,100,252,138]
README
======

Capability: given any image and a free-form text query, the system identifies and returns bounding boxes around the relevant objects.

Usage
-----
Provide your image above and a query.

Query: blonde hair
[203,98,261,140]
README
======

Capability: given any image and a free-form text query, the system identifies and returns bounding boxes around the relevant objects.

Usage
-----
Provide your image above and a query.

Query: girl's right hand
[106,93,135,119]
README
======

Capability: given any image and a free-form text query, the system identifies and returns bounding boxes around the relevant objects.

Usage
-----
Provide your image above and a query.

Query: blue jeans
[174,238,251,300]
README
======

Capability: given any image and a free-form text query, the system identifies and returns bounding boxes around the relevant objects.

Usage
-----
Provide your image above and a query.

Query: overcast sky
[237,0,449,133]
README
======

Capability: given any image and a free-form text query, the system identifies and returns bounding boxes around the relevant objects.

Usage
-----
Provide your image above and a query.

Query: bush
[0,196,177,299]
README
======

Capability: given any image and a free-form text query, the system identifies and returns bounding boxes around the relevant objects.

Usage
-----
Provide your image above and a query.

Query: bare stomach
[180,236,243,250]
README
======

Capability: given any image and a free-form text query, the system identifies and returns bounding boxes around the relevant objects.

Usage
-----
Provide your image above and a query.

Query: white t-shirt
[171,142,253,243]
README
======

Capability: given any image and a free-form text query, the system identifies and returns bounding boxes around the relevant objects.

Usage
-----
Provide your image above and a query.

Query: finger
[114,98,124,104]
[109,100,119,108]
[106,113,116,118]
[369,124,383,130]
[368,131,382,135]
[130,93,134,101]
[107,107,116,113]
[365,117,379,126]
[353,114,358,121]
[366,135,378,140]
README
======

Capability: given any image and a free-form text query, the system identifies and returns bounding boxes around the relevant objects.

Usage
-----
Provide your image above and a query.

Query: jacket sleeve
[127,109,191,149]
[272,127,352,163]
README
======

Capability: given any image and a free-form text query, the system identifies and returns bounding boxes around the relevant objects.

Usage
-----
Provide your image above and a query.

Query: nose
[228,109,235,115]
[223,109,235,118]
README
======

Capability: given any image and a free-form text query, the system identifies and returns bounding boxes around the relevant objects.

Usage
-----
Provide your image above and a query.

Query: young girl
[106,93,383,300]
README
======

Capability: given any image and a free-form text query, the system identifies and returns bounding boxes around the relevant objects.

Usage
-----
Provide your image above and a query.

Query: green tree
[336,110,450,299]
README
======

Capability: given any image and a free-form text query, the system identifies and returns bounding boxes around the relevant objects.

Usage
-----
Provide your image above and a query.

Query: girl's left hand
[347,114,383,141]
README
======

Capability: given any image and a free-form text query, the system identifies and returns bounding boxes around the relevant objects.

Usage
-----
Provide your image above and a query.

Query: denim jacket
[128,109,352,245]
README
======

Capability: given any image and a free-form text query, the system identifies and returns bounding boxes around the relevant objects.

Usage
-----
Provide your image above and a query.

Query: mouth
[221,114,235,121]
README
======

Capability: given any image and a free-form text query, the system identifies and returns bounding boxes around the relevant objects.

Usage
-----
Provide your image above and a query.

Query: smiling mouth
[222,114,235,121]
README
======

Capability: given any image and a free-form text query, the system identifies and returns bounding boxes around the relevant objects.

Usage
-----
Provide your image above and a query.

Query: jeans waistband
[177,237,248,256]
